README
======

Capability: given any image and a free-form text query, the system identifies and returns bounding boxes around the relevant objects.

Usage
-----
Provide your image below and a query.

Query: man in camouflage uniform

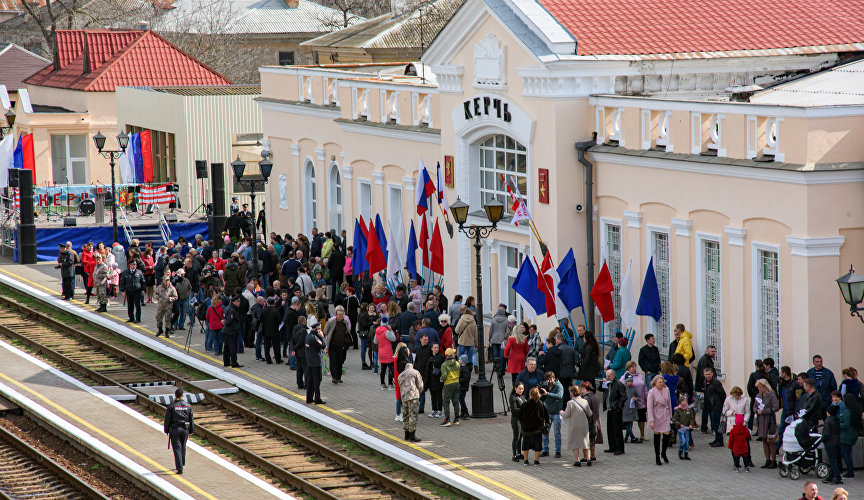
[398,362,423,442]
[154,275,178,337]
[92,254,110,313]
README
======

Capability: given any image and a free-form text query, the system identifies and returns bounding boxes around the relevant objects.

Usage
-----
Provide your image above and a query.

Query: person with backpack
[56,242,76,300]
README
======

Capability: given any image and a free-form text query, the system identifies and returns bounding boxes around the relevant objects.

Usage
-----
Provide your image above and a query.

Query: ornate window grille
[758,250,781,363]
[702,240,722,369]
[652,232,671,350]
[605,224,622,333]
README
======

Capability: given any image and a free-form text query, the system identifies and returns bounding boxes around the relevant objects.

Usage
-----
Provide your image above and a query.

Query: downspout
[575,133,597,334]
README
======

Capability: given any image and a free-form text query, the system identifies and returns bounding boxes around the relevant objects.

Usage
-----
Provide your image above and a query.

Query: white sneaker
[427,412,435,418]
[395,414,403,422]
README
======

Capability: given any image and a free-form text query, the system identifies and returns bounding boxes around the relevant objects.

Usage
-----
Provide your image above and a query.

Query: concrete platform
[2,261,861,500]
[93,385,138,402]
[0,336,290,500]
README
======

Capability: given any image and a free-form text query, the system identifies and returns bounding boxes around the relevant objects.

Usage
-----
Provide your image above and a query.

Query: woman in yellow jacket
[674,328,694,366]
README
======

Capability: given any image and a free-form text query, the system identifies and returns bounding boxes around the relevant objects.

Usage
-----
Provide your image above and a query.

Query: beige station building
[257,0,864,389]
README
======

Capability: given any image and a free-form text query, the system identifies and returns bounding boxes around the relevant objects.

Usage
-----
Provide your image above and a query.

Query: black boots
[679,450,684,460]
[404,431,421,442]
[95,304,107,313]
[660,433,669,463]
[654,434,663,466]
[766,460,777,469]
[156,329,163,337]
[404,431,410,441]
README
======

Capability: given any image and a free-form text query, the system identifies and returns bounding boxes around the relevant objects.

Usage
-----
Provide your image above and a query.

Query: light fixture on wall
[836,265,864,323]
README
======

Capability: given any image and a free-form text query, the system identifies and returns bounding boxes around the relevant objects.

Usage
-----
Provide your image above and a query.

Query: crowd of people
[56,229,862,492]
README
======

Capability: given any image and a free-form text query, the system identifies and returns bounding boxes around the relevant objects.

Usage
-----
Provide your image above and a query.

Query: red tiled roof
[25,29,232,91]
[537,0,864,56]
[0,43,50,91]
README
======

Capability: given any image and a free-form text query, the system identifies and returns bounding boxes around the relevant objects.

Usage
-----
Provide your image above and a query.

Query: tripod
[190,176,208,219]
[492,357,510,416]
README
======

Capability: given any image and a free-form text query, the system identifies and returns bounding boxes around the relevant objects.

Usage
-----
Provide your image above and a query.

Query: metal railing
[154,204,171,245]
[117,205,134,245]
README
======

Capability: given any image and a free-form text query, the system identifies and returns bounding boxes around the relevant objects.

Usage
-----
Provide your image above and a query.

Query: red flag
[359,214,367,234]
[430,218,444,275]
[366,219,386,274]
[419,213,429,268]
[535,252,556,317]
[140,130,154,183]
[22,133,35,172]
[591,260,616,323]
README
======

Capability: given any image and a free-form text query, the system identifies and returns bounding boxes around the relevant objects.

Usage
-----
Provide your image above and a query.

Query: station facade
[258,0,864,388]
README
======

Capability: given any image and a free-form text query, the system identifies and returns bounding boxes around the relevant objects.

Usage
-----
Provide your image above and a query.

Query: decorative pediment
[473,33,506,89]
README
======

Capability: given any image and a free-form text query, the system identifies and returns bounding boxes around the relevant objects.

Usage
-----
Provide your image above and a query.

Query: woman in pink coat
[647,375,673,466]
[376,319,396,390]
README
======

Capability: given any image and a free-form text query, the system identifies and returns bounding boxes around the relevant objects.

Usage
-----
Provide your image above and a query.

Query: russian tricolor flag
[414,159,435,215]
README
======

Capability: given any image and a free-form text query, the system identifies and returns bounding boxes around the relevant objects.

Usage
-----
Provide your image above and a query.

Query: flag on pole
[536,252,567,319]
[374,214,389,262]
[13,134,34,172]
[556,248,583,312]
[351,218,369,276]
[139,130,154,183]
[366,219,387,274]
[406,220,418,279]
[359,214,368,235]
[620,260,637,329]
[436,162,449,213]
[118,146,134,183]
[636,257,663,322]
[429,218,444,275]
[512,257,546,319]
[386,218,405,279]
[418,213,429,269]
[507,174,532,218]
[414,159,435,215]
[0,135,14,187]
[591,260,616,323]
[130,133,144,183]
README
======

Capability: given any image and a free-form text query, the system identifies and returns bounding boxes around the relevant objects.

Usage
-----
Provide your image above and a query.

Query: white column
[290,144,301,234]
[371,171,385,218]
[671,217,693,333]
[341,154,353,229]
[723,226,746,379]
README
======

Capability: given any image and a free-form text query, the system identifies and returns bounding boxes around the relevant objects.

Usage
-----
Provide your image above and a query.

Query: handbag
[574,399,597,441]
[718,418,727,434]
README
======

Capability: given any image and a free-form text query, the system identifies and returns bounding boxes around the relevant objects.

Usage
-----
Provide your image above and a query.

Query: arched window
[328,163,343,232]
[478,134,527,215]
[304,160,317,233]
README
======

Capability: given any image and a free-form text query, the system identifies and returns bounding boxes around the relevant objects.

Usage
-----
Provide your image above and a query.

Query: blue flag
[556,248,583,311]
[374,213,388,262]
[351,218,368,276]
[636,257,663,321]
[12,135,23,169]
[405,220,418,279]
[130,133,144,183]
[512,257,546,319]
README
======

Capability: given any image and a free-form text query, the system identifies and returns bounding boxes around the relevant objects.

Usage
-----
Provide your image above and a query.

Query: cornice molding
[786,236,845,257]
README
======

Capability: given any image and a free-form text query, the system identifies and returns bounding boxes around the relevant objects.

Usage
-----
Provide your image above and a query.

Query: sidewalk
[2,261,858,500]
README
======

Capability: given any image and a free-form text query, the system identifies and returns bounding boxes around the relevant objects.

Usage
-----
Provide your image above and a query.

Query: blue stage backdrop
[20,223,209,262]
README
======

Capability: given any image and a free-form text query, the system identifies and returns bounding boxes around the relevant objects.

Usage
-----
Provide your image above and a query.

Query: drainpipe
[575,133,597,334]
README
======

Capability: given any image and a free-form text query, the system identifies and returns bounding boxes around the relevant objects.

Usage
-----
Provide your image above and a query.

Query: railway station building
[258,0,864,388]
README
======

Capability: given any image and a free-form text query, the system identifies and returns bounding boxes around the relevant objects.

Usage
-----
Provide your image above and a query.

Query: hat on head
[221,297,230,306]
[291,296,300,304]
[615,331,624,339]
[381,315,389,325]
[734,414,745,426]
[507,315,517,323]
[174,387,184,398]
[624,373,634,382]
[445,348,456,357]
[459,355,469,365]
[232,295,241,302]
[266,296,276,304]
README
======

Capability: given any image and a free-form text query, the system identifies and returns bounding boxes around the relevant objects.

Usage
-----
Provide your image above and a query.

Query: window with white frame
[701,239,722,369]
[328,163,342,232]
[604,223,622,333]
[50,134,87,184]
[358,180,372,223]
[387,185,403,235]
[304,160,317,233]
[757,249,781,363]
[478,135,527,216]
[650,231,672,350]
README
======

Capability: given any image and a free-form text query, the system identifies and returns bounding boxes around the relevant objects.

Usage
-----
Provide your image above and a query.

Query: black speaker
[209,162,226,249]
[8,168,20,188]
[63,217,77,227]
[164,213,178,223]
[165,184,174,192]
[17,169,36,264]
[195,160,208,179]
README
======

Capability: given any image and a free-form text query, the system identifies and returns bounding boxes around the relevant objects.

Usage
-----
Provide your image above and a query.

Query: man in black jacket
[638,333,661,383]
[291,316,309,390]
[540,338,562,381]
[221,296,243,368]
[696,346,717,433]
[557,334,576,402]
[326,247,345,302]
[604,369,627,455]
[413,333,432,413]
[260,297,282,364]
[304,319,325,404]
[344,287,360,349]
[119,260,145,323]
[703,368,727,446]
[163,387,194,474]
[797,378,822,430]
[282,297,302,359]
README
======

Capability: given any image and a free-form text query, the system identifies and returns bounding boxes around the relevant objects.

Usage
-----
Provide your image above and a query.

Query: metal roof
[152,84,260,95]
[161,0,357,35]
[750,58,864,106]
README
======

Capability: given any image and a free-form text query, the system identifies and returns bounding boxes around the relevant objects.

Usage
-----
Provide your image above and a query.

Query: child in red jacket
[728,413,751,472]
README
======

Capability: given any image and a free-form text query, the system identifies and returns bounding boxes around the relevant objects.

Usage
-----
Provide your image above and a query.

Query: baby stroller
[778,416,829,480]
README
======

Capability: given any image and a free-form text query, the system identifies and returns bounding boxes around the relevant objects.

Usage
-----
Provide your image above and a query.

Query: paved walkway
[0,333,290,500]
[2,261,861,500]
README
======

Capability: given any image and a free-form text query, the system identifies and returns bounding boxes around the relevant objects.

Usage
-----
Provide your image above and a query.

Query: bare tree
[314,0,389,30]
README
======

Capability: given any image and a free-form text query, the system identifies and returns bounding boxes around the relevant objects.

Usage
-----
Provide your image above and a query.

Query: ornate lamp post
[449,196,504,418]
[231,155,272,284]
[0,110,14,138]
[93,130,129,244]
[836,265,864,323]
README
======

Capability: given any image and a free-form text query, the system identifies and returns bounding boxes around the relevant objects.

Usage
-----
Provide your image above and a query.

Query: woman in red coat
[504,322,530,385]
[438,315,454,351]
[80,243,96,305]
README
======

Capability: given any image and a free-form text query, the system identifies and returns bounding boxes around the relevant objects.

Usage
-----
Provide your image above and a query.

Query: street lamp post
[449,196,504,419]
[0,110,14,138]
[93,130,129,244]
[836,265,864,323]
[231,156,273,284]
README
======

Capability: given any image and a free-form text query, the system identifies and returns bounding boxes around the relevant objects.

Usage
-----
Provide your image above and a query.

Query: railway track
[0,293,447,500]
[0,421,110,500]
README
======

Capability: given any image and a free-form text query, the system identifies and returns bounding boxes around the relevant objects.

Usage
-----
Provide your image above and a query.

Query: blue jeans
[625,421,637,441]
[255,331,264,360]
[543,414,562,453]
[288,352,296,369]
[459,389,469,415]
[396,400,402,416]
[678,428,691,452]
[205,328,214,351]
[841,443,855,476]
[361,337,377,370]
[213,329,223,354]
[174,299,189,328]
[458,345,477,366]
[260,272,270,289]
[419,392,426,412]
